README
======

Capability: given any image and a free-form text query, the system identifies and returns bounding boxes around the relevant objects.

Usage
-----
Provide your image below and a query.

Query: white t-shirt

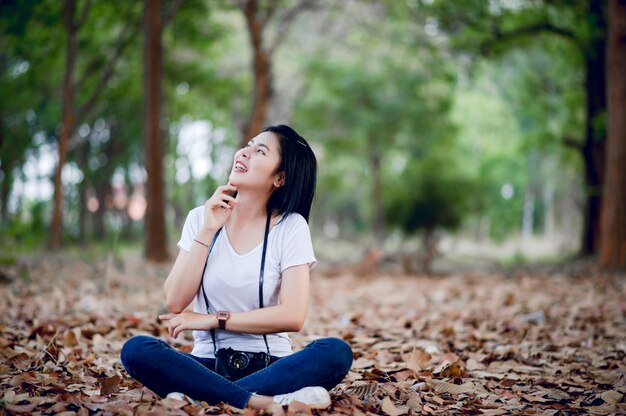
[177,206,317,358]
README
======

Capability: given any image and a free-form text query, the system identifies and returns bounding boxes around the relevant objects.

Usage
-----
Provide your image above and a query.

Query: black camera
[229,351,250,369]
[214,348,270,381]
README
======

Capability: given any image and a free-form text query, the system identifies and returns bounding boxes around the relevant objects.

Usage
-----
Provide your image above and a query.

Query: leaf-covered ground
[1,254,625,415]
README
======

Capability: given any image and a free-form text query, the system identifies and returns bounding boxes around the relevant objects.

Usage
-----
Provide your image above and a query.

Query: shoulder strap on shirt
[199,212,272,356]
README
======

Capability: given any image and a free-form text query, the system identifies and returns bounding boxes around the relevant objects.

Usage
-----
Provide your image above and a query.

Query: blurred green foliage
[0,0,592,259]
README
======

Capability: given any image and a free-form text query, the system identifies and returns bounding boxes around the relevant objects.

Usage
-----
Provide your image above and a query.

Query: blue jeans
[120,335,353,409]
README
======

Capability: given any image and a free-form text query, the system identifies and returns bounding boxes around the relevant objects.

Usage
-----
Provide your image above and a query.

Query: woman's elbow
[167,302,185,314]
[165,293,186,314]
[287,316,306,332]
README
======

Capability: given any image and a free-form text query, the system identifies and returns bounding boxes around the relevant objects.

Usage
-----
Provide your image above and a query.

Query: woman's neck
[228,189,270,226]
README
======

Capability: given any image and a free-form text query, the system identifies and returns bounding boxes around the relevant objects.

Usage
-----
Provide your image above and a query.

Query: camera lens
[230,352,249,369]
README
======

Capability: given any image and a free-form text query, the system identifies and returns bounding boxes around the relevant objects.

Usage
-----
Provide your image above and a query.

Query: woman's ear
[273,172,286,188]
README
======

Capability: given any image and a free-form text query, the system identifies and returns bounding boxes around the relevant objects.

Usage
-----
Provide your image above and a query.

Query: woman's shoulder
[183,205,205,226]
[277,212,308,228]
[276,212,311,236]
[189,205,205,216]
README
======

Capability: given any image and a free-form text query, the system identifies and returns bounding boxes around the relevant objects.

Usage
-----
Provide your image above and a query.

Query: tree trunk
[241,0,272,146]
[0,119,8,225]
[580,0,608,256]
[543,184,556,236]
[50,0,78,250]
[522,188,535,237]
[421,229,438,276]
[93,181,107,240]
[600,0,626,269]
[0,164,10,225]
[77,144,88,243]
[368,136,385,242]
[143,0,169,262]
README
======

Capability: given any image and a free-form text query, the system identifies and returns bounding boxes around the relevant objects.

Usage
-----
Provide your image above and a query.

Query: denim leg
[236,337,353,396]
[120,335,252,408]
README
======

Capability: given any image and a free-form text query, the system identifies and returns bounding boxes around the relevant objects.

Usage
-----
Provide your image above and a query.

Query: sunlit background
[2,0,623,272]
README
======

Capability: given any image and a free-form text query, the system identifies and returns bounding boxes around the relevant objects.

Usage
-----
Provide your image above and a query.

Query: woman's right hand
[202,183,238,233]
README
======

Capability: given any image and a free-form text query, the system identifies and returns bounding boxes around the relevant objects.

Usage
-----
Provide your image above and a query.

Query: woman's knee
[310,337,353,373]
[121,335,157,372]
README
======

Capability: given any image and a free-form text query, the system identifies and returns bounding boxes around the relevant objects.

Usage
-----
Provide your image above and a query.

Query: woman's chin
[228,173,240,185]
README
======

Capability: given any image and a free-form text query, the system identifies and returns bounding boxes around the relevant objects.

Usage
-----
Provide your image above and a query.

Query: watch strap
[217,311,230,330]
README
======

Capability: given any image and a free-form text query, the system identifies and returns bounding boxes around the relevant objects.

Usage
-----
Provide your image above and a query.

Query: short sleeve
[280,214,317,273]
[177,206,204,252]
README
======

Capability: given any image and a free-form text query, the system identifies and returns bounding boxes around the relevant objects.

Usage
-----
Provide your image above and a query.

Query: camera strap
[200,212,272,356]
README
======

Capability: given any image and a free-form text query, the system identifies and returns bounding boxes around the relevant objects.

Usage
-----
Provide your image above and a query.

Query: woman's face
[228,131,284,192]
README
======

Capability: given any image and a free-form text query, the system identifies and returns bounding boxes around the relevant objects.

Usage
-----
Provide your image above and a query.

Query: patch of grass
[499,250,579,270]
[0,255,17,267]
[62,238,143,263]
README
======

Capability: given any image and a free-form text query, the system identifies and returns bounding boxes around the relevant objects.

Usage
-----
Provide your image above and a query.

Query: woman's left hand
[159,312,214,339]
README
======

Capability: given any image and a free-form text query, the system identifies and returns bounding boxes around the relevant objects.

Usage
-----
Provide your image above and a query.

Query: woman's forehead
[249,131,279,149]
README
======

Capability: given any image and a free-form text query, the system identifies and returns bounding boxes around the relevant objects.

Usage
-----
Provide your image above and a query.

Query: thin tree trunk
[600,0,626,269]
[50,0,78,250]
[580,0,608,256]
[522,188,535,237]
[0,164,11,225]
[0,165,9,225]
[543,184,555,236]
[368,136,385,242]
[241,0,272,145]
[421,229,438,276]
[77,144,88,243]
[144,0,169,262]
[0,119,8,225]
[93,181,107,240]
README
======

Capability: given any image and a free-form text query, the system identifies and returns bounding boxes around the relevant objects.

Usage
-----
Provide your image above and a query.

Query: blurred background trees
[1,0,624,271]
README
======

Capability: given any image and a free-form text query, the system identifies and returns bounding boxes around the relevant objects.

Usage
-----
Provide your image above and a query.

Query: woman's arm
[164,184,238,313]
[163,228,215,313]
[226,263,310,333]
[160,263,310,337]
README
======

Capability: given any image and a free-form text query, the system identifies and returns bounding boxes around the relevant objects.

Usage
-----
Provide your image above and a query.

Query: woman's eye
[257,149,265,155]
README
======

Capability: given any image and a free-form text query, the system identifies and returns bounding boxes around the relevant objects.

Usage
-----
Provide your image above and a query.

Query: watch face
[218,311,229,320]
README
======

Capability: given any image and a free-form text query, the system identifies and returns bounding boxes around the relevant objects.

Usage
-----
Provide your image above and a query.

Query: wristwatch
[216,311,231,330]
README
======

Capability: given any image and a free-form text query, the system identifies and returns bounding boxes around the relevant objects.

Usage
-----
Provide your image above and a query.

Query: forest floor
[0,252,625,415]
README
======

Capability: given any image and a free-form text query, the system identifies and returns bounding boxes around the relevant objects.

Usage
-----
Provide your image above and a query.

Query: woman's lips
[233,160,248,172]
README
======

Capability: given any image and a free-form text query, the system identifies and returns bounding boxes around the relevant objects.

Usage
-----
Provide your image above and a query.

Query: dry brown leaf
[4,351,30,368]
[381,396,408,416]
[472,370,506,380]
[480,409,508,415]
[423,404,436,414]
[62,329,79,347]
[429,379,479,395]
[352,357,376,369]
[600,390,623,405]
[434,353,465,378]
[100,375,121,396]
[347,382,378,400]
[5,402,40,413]
[466,358,484,371]
[391,368,417,382]
[405,392,422,411]
[401,349,432,372]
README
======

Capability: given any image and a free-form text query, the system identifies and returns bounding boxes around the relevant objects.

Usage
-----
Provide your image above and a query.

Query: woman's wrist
[195,227,215,246]
[207,314,218,330]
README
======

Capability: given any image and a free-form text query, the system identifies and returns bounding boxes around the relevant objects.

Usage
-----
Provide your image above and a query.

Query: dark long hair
[264,125,317,222]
